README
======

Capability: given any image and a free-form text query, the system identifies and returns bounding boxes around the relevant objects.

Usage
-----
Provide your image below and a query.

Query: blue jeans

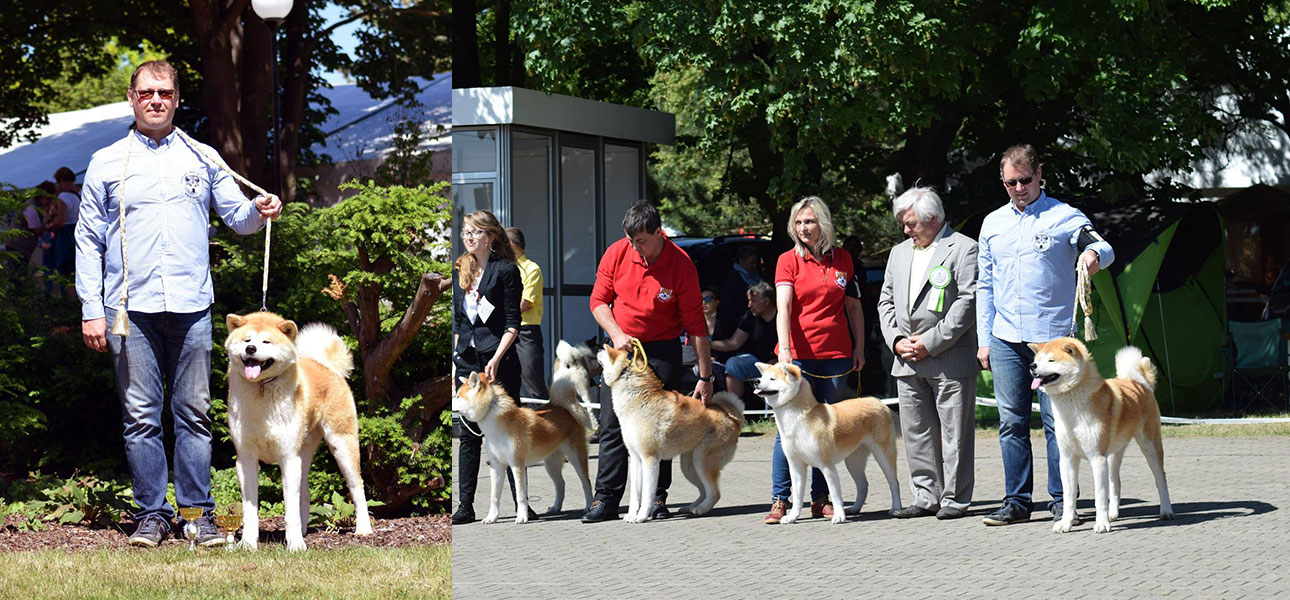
[771,357,852,502]
[723,353,761,381]
[105,307,215,522]
[991,336,1062,514]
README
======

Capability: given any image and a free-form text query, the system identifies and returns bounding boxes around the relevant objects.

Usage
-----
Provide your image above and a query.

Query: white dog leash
[1073,259,1097,341]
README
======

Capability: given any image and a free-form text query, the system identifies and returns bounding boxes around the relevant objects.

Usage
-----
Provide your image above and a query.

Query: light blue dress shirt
[976,191,1114,346]
[75,128,265,320]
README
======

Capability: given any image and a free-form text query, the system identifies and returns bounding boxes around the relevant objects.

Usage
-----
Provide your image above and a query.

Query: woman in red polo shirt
[764,196,866,524]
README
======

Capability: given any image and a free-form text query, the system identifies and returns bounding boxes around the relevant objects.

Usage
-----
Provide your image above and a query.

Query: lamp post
[251,0,293,199]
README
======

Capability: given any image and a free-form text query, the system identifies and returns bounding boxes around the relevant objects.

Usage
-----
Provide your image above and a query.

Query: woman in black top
[451,210,523,525]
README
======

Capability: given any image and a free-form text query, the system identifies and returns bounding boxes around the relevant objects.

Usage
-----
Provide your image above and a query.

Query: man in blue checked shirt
[976,144,1114,527]
[75,60,282,548]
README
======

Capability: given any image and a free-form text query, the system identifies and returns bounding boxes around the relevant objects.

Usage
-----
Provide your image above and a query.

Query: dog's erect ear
[1062,342,1077,356]
[226,314,246,331]
[278,319,299,340]
[468,371,481,388]
[1028,342,1040,353]
[457,376,468,386]
[754,362,769,375]
[783,364,802,379]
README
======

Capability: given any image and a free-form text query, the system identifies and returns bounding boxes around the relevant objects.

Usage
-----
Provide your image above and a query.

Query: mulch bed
[0,514,451,552]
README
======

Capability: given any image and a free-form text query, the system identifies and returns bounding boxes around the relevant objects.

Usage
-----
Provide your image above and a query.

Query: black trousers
[593,338,682,508]
[454,345,521,508]
[516,325,548,399]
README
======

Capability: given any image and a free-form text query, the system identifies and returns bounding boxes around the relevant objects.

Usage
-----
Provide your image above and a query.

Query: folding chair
[1227,319,1290,414]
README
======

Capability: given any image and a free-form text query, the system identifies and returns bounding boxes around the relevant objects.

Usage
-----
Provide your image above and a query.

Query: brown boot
[810,495,834,519]
[764,499,788,524]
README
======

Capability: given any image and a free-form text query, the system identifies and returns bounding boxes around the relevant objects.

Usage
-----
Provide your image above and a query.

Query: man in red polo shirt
[581,201,715,523]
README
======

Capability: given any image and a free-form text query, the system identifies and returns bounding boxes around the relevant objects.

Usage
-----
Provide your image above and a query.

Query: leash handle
[629,338,650,373]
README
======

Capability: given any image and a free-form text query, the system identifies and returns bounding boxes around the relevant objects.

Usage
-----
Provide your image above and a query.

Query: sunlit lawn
[0,544,450,600]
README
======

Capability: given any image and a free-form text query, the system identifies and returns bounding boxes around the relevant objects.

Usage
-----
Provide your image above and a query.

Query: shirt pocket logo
[1032,232,1052,252]
[183,170,206,200]
[657,287,674,302]
[834,270,847,289]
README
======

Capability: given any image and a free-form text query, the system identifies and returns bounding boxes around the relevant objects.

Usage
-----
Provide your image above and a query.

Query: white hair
[892,185,945,224]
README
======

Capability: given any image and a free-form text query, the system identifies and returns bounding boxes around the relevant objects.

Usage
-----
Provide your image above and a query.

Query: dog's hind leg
[325,430,373,535]
[569,440,594,512]
[679,450,704,514]
[544,448,567,514]
[842,448,870,516]
[295,441,319,541]
[625,452,640,521]
[1134,429,1174,520]
[868,438,903,513]
[1107,446,1126,521]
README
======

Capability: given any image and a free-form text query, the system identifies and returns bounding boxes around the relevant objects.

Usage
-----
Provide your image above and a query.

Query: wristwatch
[697,374,714,383]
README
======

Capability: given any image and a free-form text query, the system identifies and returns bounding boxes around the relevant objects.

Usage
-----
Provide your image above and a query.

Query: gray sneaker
[194,514,225,547]
[982,504,1031,526]
[128,516,170,547]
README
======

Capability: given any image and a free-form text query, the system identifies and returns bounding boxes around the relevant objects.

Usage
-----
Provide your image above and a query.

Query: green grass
[0,545,450,599]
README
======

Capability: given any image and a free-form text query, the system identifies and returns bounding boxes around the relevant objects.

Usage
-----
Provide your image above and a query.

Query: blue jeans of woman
[770,357,852,502]
[105,307,215,523]
[991,336,1062,514]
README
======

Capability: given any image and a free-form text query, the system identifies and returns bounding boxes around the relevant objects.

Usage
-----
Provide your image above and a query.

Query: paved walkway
[451,430,1290,598]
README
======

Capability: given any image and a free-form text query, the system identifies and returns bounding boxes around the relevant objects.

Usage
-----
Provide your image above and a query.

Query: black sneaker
[1052,502,1083,525]
[451,504,476,525]
[982,504,1031,526]
[649,500,671,520]
[193,514,224,547]
[128,515,170,548]
[581,500,618,523]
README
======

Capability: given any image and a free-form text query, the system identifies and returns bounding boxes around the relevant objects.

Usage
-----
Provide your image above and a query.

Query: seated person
[711,281,777,399]
[718,245,764,334]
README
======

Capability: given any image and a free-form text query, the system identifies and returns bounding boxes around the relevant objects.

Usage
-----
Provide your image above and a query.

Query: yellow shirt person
[507,228,548,399]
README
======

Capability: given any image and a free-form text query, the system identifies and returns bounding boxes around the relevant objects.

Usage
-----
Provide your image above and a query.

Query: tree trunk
[187,0,249,177]
[453,0,481,88]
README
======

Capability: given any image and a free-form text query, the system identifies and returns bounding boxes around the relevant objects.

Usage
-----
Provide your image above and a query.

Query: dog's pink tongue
[1031,376,1043,391]
[245,364,262,380]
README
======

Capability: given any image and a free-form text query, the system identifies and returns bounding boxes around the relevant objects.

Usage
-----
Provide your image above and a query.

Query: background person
[877,186,978,520]
[582,201,714,523]
[75,59,281,548]
[53,166,81,277]
[977,144,1114,526]
[452,210,525,525]
[718,245,763,334]
[766,196,865,524]
[711,280,778,400]
[506,226,548,401]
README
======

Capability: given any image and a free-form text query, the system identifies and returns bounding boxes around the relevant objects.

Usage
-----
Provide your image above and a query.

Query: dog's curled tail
[549,392,598,433]
[296,323,354,378]
[1115,346,1157,391]
[711,391,746,428]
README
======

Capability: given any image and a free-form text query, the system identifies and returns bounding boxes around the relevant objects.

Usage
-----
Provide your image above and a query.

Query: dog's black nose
[246,345,257,356]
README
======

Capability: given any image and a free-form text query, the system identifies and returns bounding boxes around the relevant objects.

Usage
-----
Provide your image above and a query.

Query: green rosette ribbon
[928,265,951,312]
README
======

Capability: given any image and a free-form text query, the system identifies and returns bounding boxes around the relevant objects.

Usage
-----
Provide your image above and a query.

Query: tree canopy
[462,0,1290,250]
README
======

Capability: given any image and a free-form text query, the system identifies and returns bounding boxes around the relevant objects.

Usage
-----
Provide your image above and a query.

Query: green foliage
[0,472,131,528]
[35,39,168,114]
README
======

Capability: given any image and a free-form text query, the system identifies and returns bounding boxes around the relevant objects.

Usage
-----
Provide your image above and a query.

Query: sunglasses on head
[133,88,176,101]
[1002,175,1035,188]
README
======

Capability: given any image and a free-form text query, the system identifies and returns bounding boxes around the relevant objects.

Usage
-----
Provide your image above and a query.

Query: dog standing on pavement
[752,362,903,524]
[451,341,598,524]
[225,312,373,551]
[1029,338,1175,533]
[598,344,745,523]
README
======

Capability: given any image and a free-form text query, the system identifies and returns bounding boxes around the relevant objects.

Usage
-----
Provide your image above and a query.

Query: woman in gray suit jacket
[451,210,523,525]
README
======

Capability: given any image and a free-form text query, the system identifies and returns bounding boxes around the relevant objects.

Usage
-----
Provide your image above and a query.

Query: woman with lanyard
[765,196,866,524]
[451,210,527,525]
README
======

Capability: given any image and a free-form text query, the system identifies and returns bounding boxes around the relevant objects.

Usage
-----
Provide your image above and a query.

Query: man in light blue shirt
[75,60,281,547]
[976,144,1114,527]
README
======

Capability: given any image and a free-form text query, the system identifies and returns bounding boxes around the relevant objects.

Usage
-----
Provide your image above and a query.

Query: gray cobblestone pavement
[452,430,1290,598]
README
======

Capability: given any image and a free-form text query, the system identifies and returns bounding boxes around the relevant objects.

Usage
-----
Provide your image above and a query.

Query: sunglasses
[1001,175,1035,188]
[132,88,176,101]
[702,296,715,303]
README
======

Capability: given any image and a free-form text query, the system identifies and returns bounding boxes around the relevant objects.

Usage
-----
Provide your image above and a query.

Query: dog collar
[258,375,279,387]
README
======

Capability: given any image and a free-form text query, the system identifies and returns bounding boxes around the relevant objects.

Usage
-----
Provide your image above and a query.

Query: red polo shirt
[590,237,706,342]
[775,247,861,360]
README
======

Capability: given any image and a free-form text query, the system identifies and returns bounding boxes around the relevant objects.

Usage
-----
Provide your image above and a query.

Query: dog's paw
[354,519,374,536]
[780,512,799,525]
[546,505,561,515]
[831,513,847,525]
[844,503,863,516]
[481,511,500,524]
[515,512,529,524]
[1108,509,1119,522]
[1054,520,1072,533]
[1159,509,1175,520]
[238,538,258,551]
[1093,519,1112,533]
[286,536,307,552]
